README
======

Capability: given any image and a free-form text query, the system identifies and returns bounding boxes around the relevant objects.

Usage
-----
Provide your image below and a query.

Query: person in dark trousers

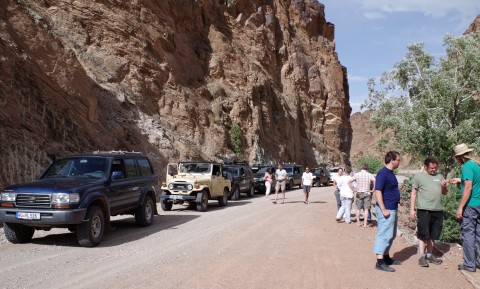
[409,157,447,267]
[373,151,401,272]
[450,144,480,272]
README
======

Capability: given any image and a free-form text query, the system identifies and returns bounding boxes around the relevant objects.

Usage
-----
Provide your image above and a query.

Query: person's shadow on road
[392,245,417,262]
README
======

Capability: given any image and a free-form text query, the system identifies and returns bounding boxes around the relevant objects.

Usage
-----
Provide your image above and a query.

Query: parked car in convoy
[253,165,276,193]
[160,162,231,211]
[282,164,304,190]
[0,151,160,247]
[223,163,255,200]
[312,167,331,186]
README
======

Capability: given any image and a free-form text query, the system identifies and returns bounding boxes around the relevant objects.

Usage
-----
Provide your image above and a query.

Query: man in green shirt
[450,144,480,272]
[410,157,447,267]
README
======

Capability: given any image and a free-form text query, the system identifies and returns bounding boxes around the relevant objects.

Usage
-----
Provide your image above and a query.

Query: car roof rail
[93,150,143,155]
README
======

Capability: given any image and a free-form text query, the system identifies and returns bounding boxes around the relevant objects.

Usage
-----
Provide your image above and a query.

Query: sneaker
[375,263,395,272]
[419,256,429,267]
[458,264,476,272]
[384,257,401,266]
[335,218,341,222]
[426,255,442,265]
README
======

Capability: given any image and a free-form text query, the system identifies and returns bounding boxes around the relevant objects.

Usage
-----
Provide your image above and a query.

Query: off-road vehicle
[160,162,231,211]
[313,167,331,186]
[253,165,276,193]
[0,151,160,247]
[224,163,255,200]
[282,164,304,190]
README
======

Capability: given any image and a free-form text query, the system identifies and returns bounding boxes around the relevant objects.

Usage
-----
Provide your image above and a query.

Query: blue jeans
[461,206,480,271]
[373,205,398,255]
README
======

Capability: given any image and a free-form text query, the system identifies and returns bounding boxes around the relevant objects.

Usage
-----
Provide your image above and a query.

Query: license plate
[16,212,41,220]
[171,195,184,200]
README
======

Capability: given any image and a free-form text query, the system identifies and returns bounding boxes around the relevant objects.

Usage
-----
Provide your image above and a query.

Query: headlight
[187,184,193,190]
[51,193,80,204]
[1,192,16,202]
[168,184,174,190]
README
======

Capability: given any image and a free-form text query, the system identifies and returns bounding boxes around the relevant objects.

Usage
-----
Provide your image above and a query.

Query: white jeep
[160,162,231,212]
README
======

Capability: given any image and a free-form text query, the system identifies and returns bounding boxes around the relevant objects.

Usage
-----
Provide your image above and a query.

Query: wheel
[288,180,293,190]
[317,180,322,187]
[196,191,208,212]
[3,223,34,243]
[76,205,105,247]
[217,188,228,207]
[135,195,155,227]
[247,184,255,197]
[324,178,330,186]
[161,192,173,211]
[231,185,240,200]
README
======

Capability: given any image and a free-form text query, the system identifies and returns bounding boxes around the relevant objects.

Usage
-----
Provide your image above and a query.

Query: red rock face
[0,0,351,186]
[465,14,480,34]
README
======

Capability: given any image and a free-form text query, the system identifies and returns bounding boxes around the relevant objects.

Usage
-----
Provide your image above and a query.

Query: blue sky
[319,0,480,113]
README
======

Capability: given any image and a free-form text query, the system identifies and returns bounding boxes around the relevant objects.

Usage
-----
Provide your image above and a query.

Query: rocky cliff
[0,0,351,187]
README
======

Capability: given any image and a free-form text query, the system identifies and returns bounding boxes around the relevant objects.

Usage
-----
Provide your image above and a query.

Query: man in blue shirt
[373,151,401,272]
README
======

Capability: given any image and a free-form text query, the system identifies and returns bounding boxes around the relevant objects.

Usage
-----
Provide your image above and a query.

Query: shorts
[275,180,286,191]
[417,209,443,241]
[303,185,311,193]
[355,192,371,210]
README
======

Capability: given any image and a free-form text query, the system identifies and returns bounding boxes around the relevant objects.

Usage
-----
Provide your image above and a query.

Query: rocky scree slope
[0,0,351,187]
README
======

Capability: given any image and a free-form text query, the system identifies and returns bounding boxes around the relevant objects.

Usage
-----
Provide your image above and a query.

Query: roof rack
[93,150,142,155]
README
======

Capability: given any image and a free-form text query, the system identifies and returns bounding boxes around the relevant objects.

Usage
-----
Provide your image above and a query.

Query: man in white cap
[450,143,480,272]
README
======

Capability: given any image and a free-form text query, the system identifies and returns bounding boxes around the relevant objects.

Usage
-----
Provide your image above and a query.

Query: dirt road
[0,186,474,289]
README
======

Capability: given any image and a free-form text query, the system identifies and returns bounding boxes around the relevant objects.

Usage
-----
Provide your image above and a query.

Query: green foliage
[362,32,480,176]
[356,155,383,174]
[229,123,243,158]
[440,184,461,243]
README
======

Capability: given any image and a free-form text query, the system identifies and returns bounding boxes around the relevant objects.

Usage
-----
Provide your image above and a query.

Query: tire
[196,191,208,212]
[288,180,293,190]
[231,185,240,200]
[4,222,35,244]
[135,195,155,227]
[323,179,330,186]
[161,192,173,211]
[76,205,105,247]
[247,184,255,197]
[316,180,322,187]
[217,188,228,207]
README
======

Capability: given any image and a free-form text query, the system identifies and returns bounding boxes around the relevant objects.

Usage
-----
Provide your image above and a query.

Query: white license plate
[171,195,184,200]
[16,212,41,220]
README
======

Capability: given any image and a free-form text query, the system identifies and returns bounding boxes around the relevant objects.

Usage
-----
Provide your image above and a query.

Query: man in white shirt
[302,167,314,204]
[274,164,287,204]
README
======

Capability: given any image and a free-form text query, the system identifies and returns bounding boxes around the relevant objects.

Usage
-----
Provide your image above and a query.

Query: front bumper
[0,207,87,226]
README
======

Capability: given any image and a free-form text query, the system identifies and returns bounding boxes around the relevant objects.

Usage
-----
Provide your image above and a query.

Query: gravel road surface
[0,186,473,289]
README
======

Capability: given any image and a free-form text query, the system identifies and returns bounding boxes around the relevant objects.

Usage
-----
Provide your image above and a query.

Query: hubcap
[91,215,101,238]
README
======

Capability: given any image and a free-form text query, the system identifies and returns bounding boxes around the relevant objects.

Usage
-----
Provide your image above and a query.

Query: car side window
[124,158,139,178]
[137,158,153,176]
[212,164,220,176]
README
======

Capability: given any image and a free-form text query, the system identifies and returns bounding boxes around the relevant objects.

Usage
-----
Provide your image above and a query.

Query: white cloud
[355,0,480,20]
[348,75,369,82]
[364,11,386,19]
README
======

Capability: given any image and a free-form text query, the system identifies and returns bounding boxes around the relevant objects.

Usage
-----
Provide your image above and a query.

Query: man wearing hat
[450,143,480,272]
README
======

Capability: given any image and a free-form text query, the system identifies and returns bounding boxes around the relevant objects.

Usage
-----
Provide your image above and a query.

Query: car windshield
[314,169,321,174]
[225,167,240,177]
[329,168,339,173]
[284,167,293,174]
[257,167,270,174]
[178,162,212,174]
[44,157,108,179]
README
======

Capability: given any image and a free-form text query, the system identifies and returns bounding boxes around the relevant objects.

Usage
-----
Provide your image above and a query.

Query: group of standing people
[263,164,314,204]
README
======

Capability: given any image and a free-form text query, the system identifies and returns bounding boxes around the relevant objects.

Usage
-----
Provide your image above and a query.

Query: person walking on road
[335,166,355,224]
[264,167,273,200]
[302,167,314,204]
[349,163,375,227]
[409,157,447,267]
[373,151,401,272]
[450,144,480,272]
[274,164,287,204]
[332,168,344,210]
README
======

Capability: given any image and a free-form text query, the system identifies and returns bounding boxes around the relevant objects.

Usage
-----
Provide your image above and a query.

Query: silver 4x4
[160,162,231,212]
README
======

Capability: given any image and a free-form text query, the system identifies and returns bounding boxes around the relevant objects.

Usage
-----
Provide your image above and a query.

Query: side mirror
[111,171,124,180]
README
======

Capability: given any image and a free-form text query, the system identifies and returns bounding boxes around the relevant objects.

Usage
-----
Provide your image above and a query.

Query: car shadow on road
[392,245,417,262]
[29,214,199,248]
[209,200,251,211]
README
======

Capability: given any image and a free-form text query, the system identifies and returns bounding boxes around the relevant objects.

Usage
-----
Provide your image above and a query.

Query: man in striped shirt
[350,163,376,227]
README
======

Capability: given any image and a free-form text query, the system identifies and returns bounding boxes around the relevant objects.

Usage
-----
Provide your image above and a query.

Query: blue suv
[0,151,160,247]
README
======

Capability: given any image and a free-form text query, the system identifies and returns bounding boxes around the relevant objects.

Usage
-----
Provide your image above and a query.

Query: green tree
[362,32,480,175]
[356,155,383,174]
[229,123,243,158]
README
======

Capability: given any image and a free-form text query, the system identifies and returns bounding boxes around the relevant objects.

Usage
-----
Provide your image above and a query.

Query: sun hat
[454,143,474,156]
